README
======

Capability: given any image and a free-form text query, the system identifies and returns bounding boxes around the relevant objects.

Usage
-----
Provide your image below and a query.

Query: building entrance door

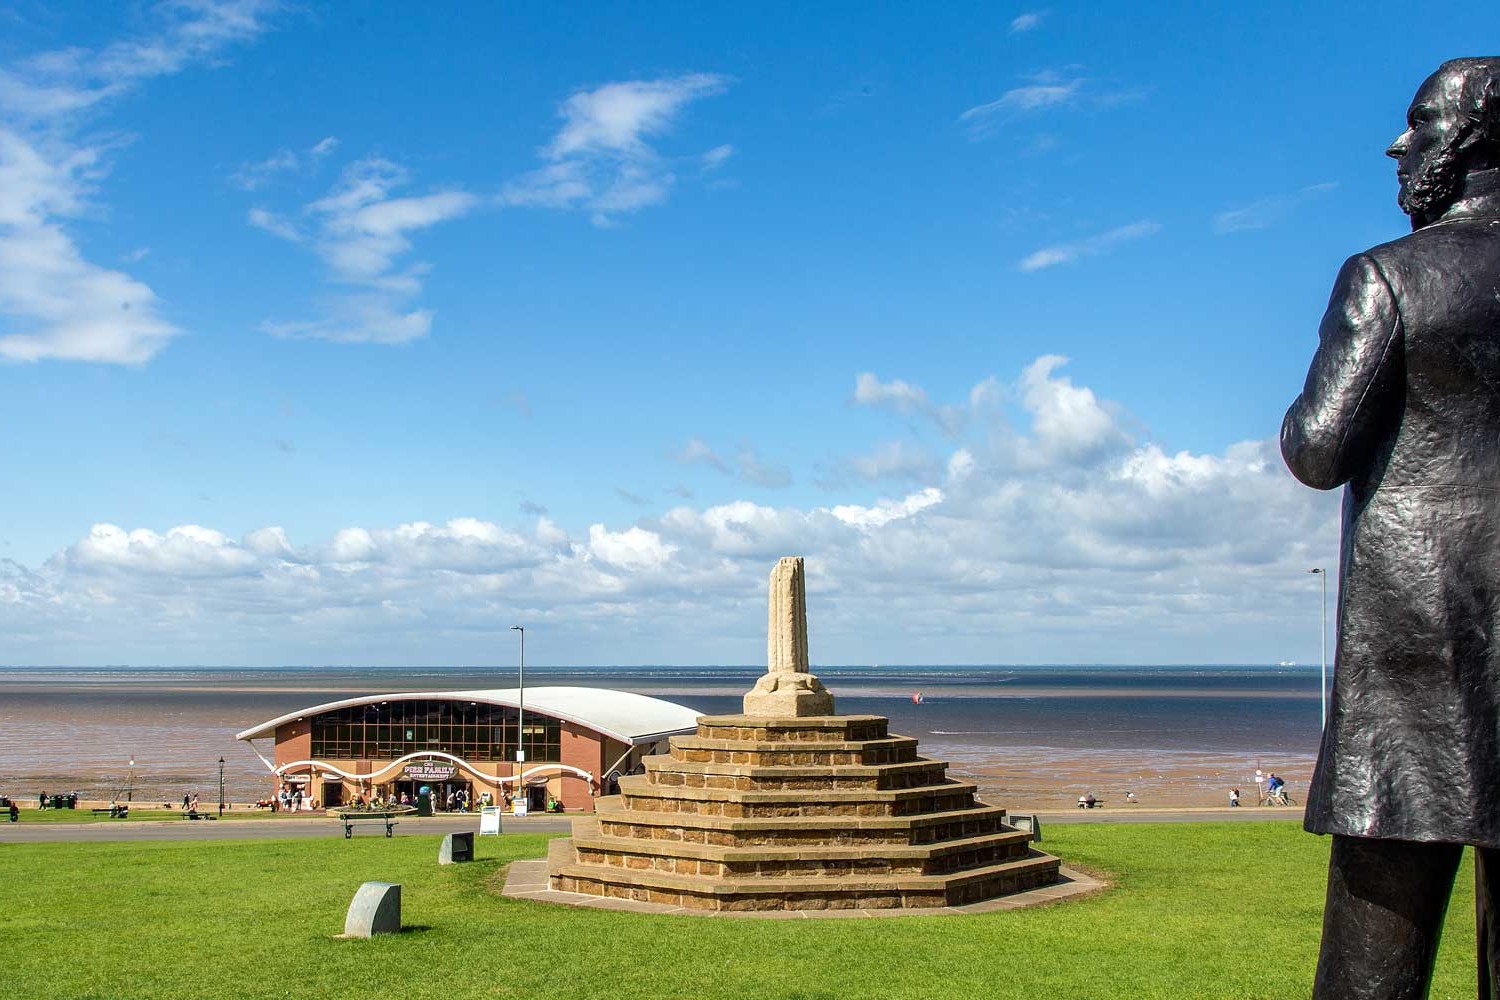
[526,783,548,813]
[440,780,472,811]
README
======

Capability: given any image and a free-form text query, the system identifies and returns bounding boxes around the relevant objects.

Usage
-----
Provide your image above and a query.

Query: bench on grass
[338,810,402,839]
[91,806,129,818]
[181,810,217,821]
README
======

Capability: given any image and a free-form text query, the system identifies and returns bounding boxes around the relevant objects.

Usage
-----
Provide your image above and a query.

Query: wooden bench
[180,810,217,821]
[91,806,129,818]
[340,812,399,839]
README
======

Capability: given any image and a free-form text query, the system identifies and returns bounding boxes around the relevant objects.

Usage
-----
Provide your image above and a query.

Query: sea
[0,664,1323,808]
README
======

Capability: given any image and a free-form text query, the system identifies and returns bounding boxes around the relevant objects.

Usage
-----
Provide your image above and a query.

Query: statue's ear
[1470,75,1500,146]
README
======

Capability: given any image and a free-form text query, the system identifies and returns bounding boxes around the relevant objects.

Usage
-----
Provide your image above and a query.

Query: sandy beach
[0,665,1322,809]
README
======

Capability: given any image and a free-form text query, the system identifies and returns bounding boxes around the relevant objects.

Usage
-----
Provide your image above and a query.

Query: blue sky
[1,1,1492,666]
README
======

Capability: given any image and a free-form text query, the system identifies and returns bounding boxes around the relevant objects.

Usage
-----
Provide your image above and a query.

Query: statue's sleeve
[1280,253,1403,490]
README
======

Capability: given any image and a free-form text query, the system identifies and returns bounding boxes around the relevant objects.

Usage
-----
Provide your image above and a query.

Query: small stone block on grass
[439,832,474,864]
[344,881,401,937]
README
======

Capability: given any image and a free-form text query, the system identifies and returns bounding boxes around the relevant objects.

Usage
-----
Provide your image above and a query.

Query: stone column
[743,557,835,716]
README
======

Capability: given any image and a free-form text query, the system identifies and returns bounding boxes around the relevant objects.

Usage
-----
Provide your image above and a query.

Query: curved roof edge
[234,686,703,746]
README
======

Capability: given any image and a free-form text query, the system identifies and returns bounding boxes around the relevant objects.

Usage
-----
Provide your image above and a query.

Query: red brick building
[235,686,700,813]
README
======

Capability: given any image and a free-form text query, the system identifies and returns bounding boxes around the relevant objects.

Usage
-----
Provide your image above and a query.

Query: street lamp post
[1309,568,1328,729]
[126,758,134,803]
[511,625,525,813]
[218,757,225,818]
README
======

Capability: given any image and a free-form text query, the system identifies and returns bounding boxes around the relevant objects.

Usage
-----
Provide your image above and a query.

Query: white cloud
[252,157,479,343]
[230,136,340,191]
[63,523,259,577]
[959,78,1084,142]
[502,73,729,225]
[853,373,966,435]
[1018,220,1161,272]
[673,437,792,488]
[587,524,675,571]
[548,74,727,158]
[1010,11,1046,33]
[832,487,945,530]
[848,440,942,483]
[1215,182,1337,234]
[959,72,1144,139]
[0,358,1341,665]
[0,1,276,364]
[674,437,731,473]
[701,144,734,171]
[1017,355,1131,462]
[247,206,302,242]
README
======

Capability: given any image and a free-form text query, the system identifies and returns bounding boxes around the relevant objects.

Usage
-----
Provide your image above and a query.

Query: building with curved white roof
[236,686,702,813]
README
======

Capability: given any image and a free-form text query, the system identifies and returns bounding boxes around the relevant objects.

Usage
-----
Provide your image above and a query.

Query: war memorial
[539,557,1071,911]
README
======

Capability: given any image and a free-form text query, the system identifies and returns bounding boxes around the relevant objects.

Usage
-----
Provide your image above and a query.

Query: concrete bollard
[1010,814,1042,843]
[344,881,401,937]
[439,831,474,865]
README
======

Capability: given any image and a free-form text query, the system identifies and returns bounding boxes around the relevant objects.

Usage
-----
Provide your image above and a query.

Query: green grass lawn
[0,823,1480,1000]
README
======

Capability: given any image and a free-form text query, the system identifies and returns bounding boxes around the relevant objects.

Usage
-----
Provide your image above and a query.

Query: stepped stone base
[545,713,1062,912]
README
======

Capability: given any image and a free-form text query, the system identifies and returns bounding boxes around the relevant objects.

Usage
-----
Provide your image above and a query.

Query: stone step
[550,845,1062,911]
[694,714,890,744]
[618,774,979,819]
[669,734,920,767]
[571,827,1033,879]
[592,795,1016,848]
[644,754,951,792]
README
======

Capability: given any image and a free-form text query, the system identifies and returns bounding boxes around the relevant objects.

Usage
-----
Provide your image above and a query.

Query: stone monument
[742,557,834,716]
[546,555,1062,911]
[1282,57,1500,999]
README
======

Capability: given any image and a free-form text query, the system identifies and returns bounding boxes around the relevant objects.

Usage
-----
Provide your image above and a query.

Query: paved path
[0,806,1301,844]
[1035,805,1305,826]
[0,813,575,844]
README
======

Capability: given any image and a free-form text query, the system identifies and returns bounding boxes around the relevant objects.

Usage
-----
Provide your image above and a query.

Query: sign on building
[403,762,458,782]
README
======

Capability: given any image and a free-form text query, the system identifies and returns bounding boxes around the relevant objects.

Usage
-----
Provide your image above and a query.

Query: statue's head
[1388,58,1500,228]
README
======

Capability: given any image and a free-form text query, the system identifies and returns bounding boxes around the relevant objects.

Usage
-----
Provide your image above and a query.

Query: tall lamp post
[1309,568,1328,729]
[218,757,225,818]
[126,758,135,804]
[511,625,525,813]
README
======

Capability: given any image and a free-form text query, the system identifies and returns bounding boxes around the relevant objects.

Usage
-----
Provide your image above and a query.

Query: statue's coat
[1283,175,1500,846]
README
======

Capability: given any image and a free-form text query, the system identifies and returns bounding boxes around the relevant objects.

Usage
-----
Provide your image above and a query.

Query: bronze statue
[1283,57,1500,999]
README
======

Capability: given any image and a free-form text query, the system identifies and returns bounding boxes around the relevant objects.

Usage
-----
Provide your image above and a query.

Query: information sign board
[478,806,502,835]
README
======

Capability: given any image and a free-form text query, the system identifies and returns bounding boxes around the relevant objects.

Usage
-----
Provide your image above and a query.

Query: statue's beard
[1399,140,1464,227]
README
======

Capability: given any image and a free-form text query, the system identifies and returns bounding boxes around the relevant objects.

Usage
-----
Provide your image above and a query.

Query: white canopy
[234,685,703,746]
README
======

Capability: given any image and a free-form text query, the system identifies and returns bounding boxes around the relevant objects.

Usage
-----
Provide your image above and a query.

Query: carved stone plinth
[743,671,834,716]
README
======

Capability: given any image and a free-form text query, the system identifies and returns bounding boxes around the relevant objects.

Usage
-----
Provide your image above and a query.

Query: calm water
[0,664,1322,803]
